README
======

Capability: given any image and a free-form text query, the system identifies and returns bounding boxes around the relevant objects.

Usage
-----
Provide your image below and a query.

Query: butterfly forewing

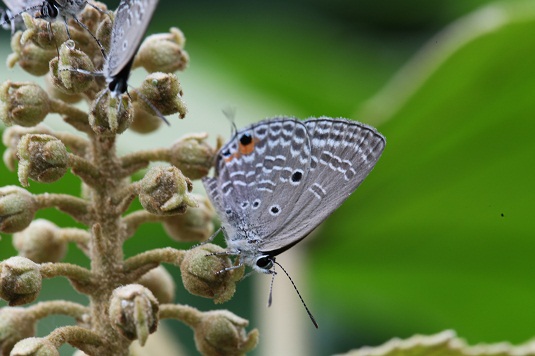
[106,0,158,79]
[2,0,40,14]
[1,0,41,30]
[206,119,313,235]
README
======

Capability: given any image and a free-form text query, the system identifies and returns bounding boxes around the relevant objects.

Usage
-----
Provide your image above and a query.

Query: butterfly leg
[72,15,107,60]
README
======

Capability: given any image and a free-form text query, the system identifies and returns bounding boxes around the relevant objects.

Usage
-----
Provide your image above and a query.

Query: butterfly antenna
[268,262,276,307]
[273,260,318,329]
[222,107,237,136]
[128,85,171,126]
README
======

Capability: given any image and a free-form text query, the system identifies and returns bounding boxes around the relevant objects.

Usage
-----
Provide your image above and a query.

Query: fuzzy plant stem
[85,135,132,355]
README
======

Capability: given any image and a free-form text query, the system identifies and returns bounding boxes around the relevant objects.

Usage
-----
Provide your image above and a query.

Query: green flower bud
[13,219,67,263]
[10,337,58,356]
[109,284,159,346]
[96,15,113,54]
[0,186,37,233]
[0,81,50,127]
[17,134,69,187]
[2,126,53,172]
[20,13,68,51]
[0,307,36,355]
[193,310,259,356]
[169,133,215,180]
[3,149,16,172]
[45,74,84,104]
[129,101,162,134]
[68,4,109,63]
[139,166,198,216]
[49,40,95,95]
[180,244,243,304]
[7,32,56,76]
[163,194,215,243]
[89,90,133,136]
[137,266,176,304]
[136,72,187,118]
[0,257,42,306]
[72,351,90,356]
[134,27,189,73]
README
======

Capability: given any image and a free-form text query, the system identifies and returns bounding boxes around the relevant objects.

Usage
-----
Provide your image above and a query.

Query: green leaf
[337,330,535,356]
[312,0,535,344]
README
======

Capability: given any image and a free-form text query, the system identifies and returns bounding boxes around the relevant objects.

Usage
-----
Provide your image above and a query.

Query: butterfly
[202,117,385,326]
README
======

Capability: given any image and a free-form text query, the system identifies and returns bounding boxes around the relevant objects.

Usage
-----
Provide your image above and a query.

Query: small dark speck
[501,213,504,217]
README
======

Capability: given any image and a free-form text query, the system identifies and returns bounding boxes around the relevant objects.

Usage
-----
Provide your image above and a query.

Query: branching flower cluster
[0,2,258,355]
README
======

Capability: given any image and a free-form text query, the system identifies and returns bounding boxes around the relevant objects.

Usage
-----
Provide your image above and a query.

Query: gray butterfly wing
[202,118,313,242]
[2,0,41,13]
[106,0,158,78]
[1,0,41,29]
[257,117,386,254]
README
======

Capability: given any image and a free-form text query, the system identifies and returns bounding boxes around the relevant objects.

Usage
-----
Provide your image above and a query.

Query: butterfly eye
[256,256,273,270]
[43,3,58,18]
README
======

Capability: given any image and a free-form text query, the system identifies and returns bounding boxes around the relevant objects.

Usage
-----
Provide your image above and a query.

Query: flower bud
[0,257,42,306]
[139,166,198,216]
[69,4,109,63]
[45,74,84,104]
[193,310,259,356]
[89,90,133,136]
[96,15,113,53]
[72,351,90,356]
[169,133,215,180]
[108,284,159,346]
[13,219,67,263]
[49,40,95,95]
[20,13,68,51]
[163,194,215,243]
[17,134,69,187]
[10,337,58,356]
[180,244,243,304]
[2,126,53,172]
[129,101,162,134]
[0,81,50,127]
[0,186,37,233]
[137,266,175,304]
[136,73,187,118]
[0,307,36,355]
[3,149,17,172]
[134,27,189,73]
[7,32,56,76]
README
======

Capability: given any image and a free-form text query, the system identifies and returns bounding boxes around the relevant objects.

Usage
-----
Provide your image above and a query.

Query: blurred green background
[1,0,535,355]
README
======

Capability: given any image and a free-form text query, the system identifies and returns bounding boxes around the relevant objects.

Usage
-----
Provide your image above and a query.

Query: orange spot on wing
[223,137,258,162]
[238,138,256,155]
